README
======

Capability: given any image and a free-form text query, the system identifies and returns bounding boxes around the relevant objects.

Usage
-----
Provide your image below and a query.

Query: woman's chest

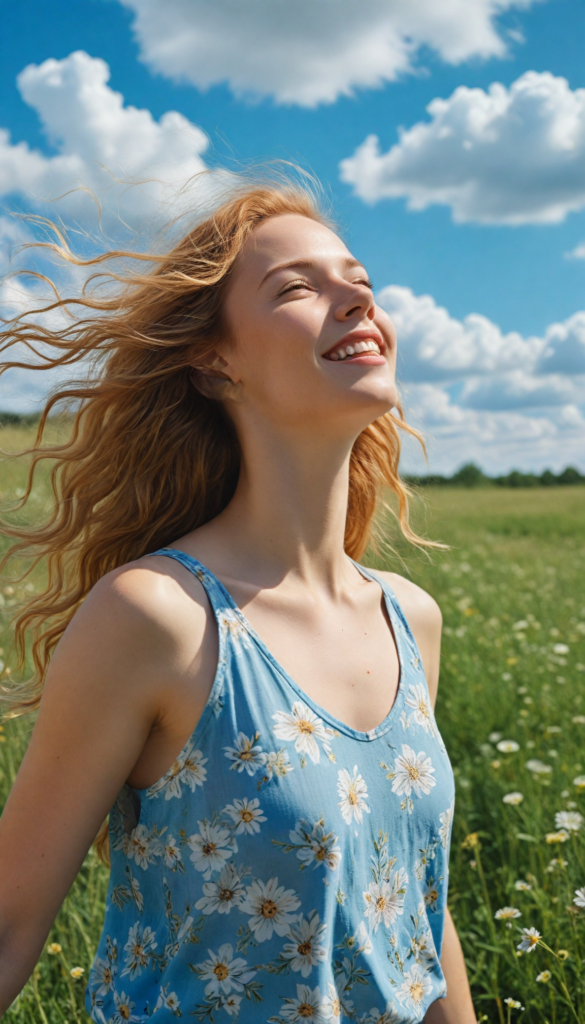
[136,669,455,890]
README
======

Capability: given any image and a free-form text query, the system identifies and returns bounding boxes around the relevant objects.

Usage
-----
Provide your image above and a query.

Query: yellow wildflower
[461,832,480,850]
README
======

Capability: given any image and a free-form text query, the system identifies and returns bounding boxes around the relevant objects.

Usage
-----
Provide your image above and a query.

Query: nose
[334,280,376,322]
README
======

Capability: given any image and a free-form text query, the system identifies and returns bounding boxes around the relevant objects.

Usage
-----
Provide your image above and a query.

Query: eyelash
[281,277,374,294]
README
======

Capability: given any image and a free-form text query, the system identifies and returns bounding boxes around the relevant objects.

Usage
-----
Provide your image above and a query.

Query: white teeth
[327,339,382,360]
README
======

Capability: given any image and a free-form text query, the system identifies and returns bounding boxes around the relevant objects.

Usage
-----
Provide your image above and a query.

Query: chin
[351,379,399,416]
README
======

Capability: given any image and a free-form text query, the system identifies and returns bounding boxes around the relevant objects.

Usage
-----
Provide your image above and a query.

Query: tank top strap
[350,558,424,672]
[146,547,239,619]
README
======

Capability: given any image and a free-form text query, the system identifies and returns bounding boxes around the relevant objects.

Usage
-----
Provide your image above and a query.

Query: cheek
[238,307,320,386]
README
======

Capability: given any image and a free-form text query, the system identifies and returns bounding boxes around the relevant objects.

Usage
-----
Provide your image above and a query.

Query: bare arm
[425,909,477,1023]
[377,571,477,1022]
[0,561,208,1014]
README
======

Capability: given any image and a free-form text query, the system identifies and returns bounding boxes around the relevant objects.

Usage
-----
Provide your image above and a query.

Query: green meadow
[1,423,584,1023]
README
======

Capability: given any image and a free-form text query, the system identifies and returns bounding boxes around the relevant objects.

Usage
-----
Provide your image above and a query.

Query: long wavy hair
[0,176,429,856]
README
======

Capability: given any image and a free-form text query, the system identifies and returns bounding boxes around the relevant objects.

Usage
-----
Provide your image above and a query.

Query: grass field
[1,423,584,1023]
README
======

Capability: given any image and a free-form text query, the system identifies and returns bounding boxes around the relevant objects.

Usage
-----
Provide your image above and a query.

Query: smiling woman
[0,173,475,1022]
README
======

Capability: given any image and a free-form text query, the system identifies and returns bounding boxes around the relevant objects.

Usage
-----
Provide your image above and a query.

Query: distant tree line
[0,412,42,428]
[406,462,585,488]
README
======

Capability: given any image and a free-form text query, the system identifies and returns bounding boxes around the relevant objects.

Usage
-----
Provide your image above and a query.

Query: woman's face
[219,213,398,439]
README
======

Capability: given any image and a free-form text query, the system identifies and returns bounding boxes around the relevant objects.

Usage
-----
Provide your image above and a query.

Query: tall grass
[1,424,584,1022]
[373,486,585,1023]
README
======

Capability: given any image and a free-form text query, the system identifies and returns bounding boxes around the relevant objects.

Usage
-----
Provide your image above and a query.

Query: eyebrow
[258,256,365,289]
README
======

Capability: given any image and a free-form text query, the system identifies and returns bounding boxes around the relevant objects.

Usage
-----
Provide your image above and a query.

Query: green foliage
[407,463,585,489]
[1,427,584,1022]
[370,485,585,1023]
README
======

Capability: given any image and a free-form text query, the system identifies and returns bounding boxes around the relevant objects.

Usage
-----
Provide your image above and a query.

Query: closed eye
[279,279,314,295]
[279,276,373,295]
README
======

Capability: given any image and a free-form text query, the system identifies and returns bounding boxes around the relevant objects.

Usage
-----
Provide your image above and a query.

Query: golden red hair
[0,178,428,721]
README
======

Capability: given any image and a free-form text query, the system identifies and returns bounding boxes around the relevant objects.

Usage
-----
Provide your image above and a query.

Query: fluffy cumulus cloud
[0,50,212,230]
[402,381,585,475]
[118,0,540,107]
[340,71,585,224]
[380,285,542,382]
[378,286,585,472]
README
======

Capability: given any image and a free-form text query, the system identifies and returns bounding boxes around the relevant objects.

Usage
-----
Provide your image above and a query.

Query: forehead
[239,213,352,275]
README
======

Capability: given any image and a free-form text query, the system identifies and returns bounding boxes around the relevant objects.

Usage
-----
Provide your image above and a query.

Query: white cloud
[340,71,585,224]
[378,286,585,472]
[565,242,585,259]
[118,0,541,107]
[402,382,585,474]
[537,310,585,374]
[460,370,583,410]
[378,285,541,382]
[0,50,211,230]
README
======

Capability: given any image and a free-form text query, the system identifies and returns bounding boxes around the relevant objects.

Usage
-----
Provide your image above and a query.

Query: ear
[189,351,244,403]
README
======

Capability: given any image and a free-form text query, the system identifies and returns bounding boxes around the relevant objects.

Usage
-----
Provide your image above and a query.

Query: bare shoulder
[47,553,211,706]
[86,553,209,641]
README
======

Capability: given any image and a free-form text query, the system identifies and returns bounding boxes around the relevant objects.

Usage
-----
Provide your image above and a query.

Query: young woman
[0,182,476,1022]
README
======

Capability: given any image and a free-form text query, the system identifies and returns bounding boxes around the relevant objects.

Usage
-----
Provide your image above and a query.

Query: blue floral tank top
[86,549,455,1024]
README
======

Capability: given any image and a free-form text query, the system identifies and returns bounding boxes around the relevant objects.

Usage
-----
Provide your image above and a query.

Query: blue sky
[0,0,584,473]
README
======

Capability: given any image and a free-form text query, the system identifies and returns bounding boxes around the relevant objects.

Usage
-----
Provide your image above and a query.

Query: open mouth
[323,332,386,362]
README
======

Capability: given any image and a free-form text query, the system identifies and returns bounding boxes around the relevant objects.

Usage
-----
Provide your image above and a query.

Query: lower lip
[324,353,386,365]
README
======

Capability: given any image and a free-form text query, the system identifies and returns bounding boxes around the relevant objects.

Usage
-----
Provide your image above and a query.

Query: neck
[209,419,357,590]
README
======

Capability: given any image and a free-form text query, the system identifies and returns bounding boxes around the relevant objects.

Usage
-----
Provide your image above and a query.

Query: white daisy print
[363,867,408,932]
[322,982,355,1023]
[154,985,181,1014]
[221,993,242,1017]
[146,740,208,800]
[90,956,116,997]
[423,877,440,912]
[280,911,328,978]
[354,920,373,956]
[410,927,438,965]
[439,801,454,849]
[337,765,371,825]
[112,991,142,1024]
[390,744,436,800]
[125,825,162,871]
[240,876,301,942]
[218,609,253,650]
[395,963,433,1014]
[263,748,294,781]
[278,983,329,1023]
[224,796,266,835]
[162,835,182,871]
[283,818,342,872]
[272,701,334,764]
[193,943,256,998]
[405,683,436,735]
[224,731,267,775]
[359,1005,402,1024]
[195,863,247,915]
[121,922,157,980]
[188,821,236,879]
